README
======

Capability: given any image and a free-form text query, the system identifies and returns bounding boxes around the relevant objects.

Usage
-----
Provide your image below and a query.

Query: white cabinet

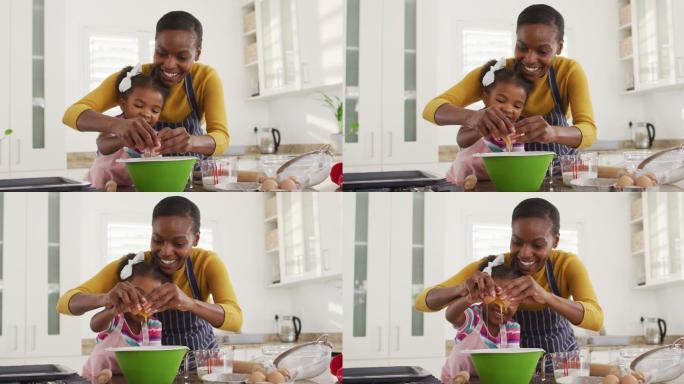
[343,193,445,375]
[641,193,684,286]
[344,0,437,169]
[0,1,10,173]
[0,193,80,364]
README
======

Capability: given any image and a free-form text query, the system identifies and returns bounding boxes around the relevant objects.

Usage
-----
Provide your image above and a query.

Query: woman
[57,196,242,353]
[62,11,229,158]
[423,4,596,161]
[415,198,603,372]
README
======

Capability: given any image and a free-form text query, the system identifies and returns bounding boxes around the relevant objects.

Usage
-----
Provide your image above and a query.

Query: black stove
[343,171,462,192]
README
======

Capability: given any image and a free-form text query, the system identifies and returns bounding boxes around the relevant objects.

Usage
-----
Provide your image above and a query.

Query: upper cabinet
[618,0,684,93]
[343,0,437,169]
[243,0,343,100]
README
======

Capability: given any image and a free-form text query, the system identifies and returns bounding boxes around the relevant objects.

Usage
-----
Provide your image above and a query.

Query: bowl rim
[462,348,545,354]
[106,345,189,352]
[116,156,197,163]
[474,151,556,158]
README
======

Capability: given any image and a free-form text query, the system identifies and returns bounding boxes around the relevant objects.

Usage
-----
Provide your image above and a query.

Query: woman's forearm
[434,104,477,126]
[75,110,119,134]
[190,135,217,156]
[546,294,585,325]
[69,293,108,316]
[553,125,583,148]
[90,308,116,332]
[190,300,226,328]
[425,284,468,311]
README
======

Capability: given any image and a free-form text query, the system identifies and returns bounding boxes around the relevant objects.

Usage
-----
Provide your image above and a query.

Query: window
[106,222,214,263]
[471,223,579,260]
[463,29,513,74]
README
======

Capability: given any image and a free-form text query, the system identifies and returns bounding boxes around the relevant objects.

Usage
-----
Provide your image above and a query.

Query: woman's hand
[146,283,197,313]
[158,127,193,154]
[499,276,552,305]
[103,282,148,314]
[465,107,515,139]
[513,116,558,144]
[463,271,499,302]
[110,117,160,151]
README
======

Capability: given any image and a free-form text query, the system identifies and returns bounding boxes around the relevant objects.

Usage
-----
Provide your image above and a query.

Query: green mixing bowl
[107,345,188,384]
[475,152,555,191]
[466,348,544,384]
[117,156,197,192]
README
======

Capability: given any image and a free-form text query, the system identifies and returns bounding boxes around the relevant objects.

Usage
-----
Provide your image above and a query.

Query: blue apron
[524,67,577,171]
[156,257,218,370]
[151,68,207,165]
[513,258,578,373]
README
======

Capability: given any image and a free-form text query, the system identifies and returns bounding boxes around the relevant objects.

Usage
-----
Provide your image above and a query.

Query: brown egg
[602,375,620,384]
[287,176,300,184]
[266,370,286,383]
[251,364,267,374]
[279,178,298,191]
[260,178,279,192]
[463,174,478,191]
[616,175,635,188]
[635,175,655,188]
[644,172,658,182]
[620,374,638,384]
[631,371,645,382]
[248,371,266,384]
[277,367,290,379]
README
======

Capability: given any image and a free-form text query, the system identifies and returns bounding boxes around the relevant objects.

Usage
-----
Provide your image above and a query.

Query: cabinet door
[0,194,27,358]
[318,193,342,277]
[343,0,382,167]
[672,0,684,81]
[257,0,301,95]
[277,193,322,283]
[634,0,674,88]
[9,0,66,172]
[381,0,437,165]
[388,194,444,359]
[0,1,10,173]
[24,193,80,357]
[343,193,391,359]
[295,0,343,88]
[643,193,684,285]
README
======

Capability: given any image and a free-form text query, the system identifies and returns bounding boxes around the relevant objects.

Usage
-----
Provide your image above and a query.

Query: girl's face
[150,215,200,276]
[127,274,163,321]
[510,217,559,275]
[153,29,201,87]
[514,24,563,82]
[483,81,527,123]
[483,277,519,326]
[120,87,164,126]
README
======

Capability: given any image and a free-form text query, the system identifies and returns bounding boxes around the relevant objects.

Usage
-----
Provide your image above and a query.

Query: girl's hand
[465,107,515,140]
[103,282,147,313]
[463,271,498,303]
[158,127,193,154]
[513,116,558,144]
[499,276,552,305]
[110,117,159,151]
[146,283,197,313]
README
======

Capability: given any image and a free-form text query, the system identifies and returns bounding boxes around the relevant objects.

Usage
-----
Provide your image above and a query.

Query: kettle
[276,314,302,343]
[641,316,667,344]
[255,127,281,154]
[630,121,656,149]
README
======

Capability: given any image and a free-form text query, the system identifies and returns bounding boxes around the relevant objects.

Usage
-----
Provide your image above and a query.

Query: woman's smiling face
[510,217,559,275]
[514,23,563,82]
[153,29,201,87]
[150,215,199,275]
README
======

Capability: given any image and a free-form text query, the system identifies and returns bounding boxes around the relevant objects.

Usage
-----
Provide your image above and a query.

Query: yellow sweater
[423,56,596,148]
[414,250,603,331]
[62,63,229,156]
[56,248,242,332]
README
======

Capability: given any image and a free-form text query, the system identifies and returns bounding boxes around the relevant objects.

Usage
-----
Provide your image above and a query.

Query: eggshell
[635,175,655,187]
[249,371,266,384]
[104,180,117,192]
[483,296,495,304]
[266,370,286,383]
[278,178,298,191]
[602,375,619,384]
[617,175,635,188]
[453,370,470,384]
[463,174,478,191]
[260,178,279,192]
[620,374,638,384]
[95,369,112,384]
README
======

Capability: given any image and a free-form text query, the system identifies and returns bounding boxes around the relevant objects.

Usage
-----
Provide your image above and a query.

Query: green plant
[319,93,343,134]
[0,129,12,141]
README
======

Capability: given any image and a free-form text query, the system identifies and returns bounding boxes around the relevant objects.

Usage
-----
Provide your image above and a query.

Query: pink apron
[84,148,133,189]
[441,320,488,383]
[82,317,130,381]
[445,139,491,185]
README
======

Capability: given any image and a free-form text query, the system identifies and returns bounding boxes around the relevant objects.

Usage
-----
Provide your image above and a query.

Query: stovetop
[344,180,463,192]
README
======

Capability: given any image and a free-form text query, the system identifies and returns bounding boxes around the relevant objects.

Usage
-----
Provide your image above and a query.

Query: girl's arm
[96,133,125,155]
[90,307,117,332]
[445,295,475,328]
[456,126,483,148]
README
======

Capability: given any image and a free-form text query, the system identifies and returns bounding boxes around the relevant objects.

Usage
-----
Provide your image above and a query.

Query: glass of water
[550,349,590,380]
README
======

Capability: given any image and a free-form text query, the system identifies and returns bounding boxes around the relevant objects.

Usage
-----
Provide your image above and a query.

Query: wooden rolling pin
[590,363,620,377]
[233,360,266,374]
[597,166,628,179]
[238,170,267,183]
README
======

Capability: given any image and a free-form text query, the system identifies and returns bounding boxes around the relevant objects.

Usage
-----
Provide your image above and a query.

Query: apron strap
[184,256,202,300]
[547,67,564,113]
[544,258,561,297]
[183,74,201,121]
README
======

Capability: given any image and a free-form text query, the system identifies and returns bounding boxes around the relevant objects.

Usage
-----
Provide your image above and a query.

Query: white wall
[66,193,339,339]
[438,193,658,341]
[62,0,270,153]
[641,90,684,140]
[427,0,651,146]
[652,284,684,336]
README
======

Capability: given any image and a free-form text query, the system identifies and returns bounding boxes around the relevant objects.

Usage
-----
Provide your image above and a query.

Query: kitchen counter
[104,373,336,383]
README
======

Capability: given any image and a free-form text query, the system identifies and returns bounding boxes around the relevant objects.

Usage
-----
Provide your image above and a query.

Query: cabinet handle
[377,326,382,352]
[13,325,18,351]
[31,324,36,351]
[395,326,400,351]
[369,133,375,158]
[322,249,330,271]
[386,132,393,158]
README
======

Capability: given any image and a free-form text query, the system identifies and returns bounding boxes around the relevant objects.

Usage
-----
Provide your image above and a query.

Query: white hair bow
[483,254,505,276]
[120,252,145,280]
[118,64,142,93]
[481,57,507,87]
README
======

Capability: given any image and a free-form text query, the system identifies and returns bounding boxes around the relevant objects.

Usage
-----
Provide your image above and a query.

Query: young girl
[445,58,533,186]
[441,255,522,383]
[82,252,168,383]
[85,65,169,190]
